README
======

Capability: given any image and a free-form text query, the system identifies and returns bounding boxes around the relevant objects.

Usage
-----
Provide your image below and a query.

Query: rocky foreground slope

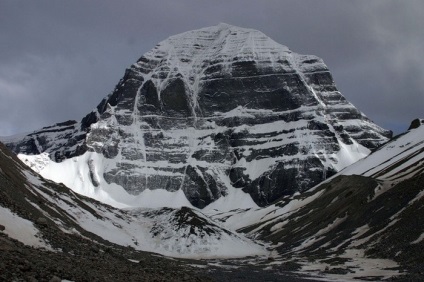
[0,143,210,281]
[3,24,391,209]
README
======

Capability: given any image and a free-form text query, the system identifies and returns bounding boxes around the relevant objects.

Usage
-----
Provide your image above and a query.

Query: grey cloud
[1,0,423,136]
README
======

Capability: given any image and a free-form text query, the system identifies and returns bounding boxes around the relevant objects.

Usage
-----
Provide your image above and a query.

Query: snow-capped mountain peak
[3,24,391,209]
[145,23,291,66]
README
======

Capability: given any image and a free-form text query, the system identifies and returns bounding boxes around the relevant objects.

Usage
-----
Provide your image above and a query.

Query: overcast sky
[1,0,423,136]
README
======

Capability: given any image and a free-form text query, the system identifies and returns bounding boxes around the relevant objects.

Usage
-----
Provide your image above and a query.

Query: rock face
[4,120,87,162]
[3,24,392,208]
[408,118,424,130]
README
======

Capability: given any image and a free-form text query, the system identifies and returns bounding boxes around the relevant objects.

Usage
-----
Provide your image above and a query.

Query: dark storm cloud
[0,0,423,136]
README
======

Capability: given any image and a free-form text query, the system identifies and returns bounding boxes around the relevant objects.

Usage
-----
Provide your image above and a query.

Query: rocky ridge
[212,119,424,280]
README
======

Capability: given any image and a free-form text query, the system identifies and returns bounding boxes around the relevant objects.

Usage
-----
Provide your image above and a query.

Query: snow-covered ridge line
[342,124,424,181]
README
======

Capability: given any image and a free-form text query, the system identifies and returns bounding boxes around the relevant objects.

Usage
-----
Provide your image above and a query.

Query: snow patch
[0,206,52,249]
[411,233,424,244]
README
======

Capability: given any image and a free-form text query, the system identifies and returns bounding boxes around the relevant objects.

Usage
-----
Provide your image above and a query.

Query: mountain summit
[4,24,391,208]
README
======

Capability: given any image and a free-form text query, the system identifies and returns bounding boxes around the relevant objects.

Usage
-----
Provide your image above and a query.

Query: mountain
[2,23,391,209]
[213,119,424,280]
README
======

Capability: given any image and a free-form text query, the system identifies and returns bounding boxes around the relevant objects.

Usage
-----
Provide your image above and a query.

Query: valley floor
[0,231,209,282]
[0,230,318,282]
